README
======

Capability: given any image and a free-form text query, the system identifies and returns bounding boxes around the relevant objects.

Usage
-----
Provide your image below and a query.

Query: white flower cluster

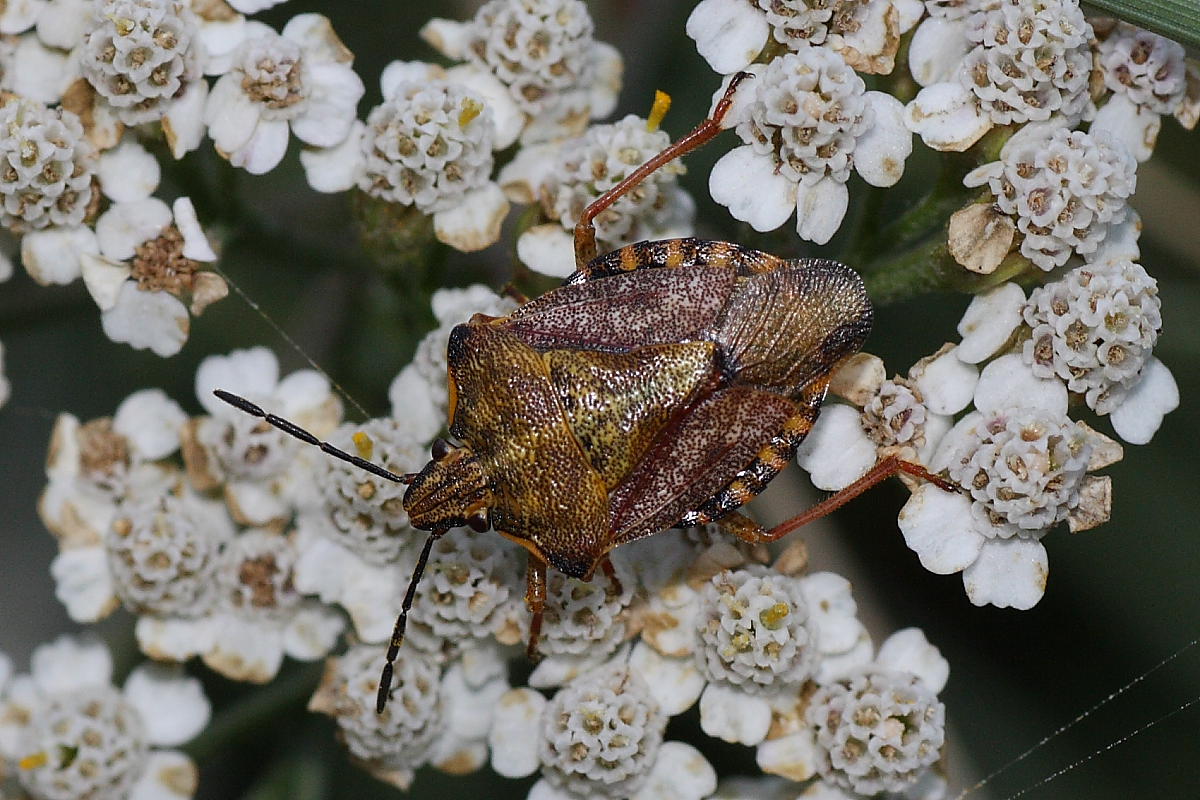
[1023,258,1162,415]
[0,98,94,233]
[964,124,1136,270]
[507,114,695,277]
[708,46,911,245]
[0,635,209,800]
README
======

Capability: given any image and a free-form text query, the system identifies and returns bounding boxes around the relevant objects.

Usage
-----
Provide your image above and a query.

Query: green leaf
[1084,0,1200,52]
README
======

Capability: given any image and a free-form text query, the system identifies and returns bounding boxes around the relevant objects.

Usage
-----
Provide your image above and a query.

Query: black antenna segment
[212,390,417,485]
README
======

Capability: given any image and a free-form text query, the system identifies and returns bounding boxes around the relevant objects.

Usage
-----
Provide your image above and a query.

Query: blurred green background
[1,1,1197,798]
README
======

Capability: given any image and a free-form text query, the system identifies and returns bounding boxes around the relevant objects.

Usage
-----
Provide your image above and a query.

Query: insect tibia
[210,390,417,485]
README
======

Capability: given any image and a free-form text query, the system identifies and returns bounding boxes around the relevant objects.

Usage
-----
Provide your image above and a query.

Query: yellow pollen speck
[352,431,373,460]
[760,602,790,630]
[646,90,671,132]
[459,97,483,128]
[19,751,47,770]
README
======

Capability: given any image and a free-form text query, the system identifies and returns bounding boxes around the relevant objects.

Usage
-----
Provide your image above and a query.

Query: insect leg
[744,456,960,544]
[525,556,548,663]
[212,390,417,485]
[599,556,623,597]
[572,71,753,271]
[376,531,442,714]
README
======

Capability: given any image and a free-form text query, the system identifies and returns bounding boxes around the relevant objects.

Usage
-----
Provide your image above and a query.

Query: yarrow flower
[685,0,924,76]
[1091,21,1198,161]
[419,0,622,143]
[962,123,1136,270]
[506,114,695,277]
[204,14,364,174]
[490,662,717,800]
[899,354,1120,608]
[906,0,1095,151]
[0,635,209,800]
[80,0,203,126]
[0,97,94,235]
[708,47,911,245]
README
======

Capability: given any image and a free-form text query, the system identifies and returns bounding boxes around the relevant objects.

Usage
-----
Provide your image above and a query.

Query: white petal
[123,663,210,746]
[897,484,985,574]
[445,65,524,150]
[815,625,874,682]
[894,0,925,32]
[419,18,470,60]
[496,141,558,203]
[283,602,344,660]
[162,80,209,159]
[281,13,352,65]
[963,537,1048,609]
[795,177,849,245]
[914,346,978,415]
[974,354,1066,416]
[32,633,112,694]
[1110,357,1179,445]
[709,146,797,232]
[291,63,364,147]
[528,654,600,689]
[906,82,992,152]
[0,0,44,32]
[876,628,948,693]
[440,660,507,742]
[921,412,953,464]
[928,410,983,473]
[114,389,186,460]
[196,15,247,75]
[171,198,217,262]
[79,254,132,311]
[799,572,861,655]
[955,283,1025,363]
[1087,210,1141,265]
[529,780,576,800]
[196,347,279,415]
[299,120,364,193]
[795,404,876,491]
[432,182,510,253]
[224,479,289,527]
[1091,93,1159,163]
[855,92,911,188]
[97,139,161,203]
[20,226,98,285]
[228,118,290,174]
[35,0,89,49]
[101,284,190,357]
[707,66,764,129]
[135,616,216,662]
[908,18,970,87]
[685,0,768,74]
[586,41,623,120]
[205,73,262,153]
[388,364,442,445]
[631,741,717,800]
[275,369,332,416]
[49,548,118,623]
[6,35,73,104]
[488,688,546,778]
[699,684,772,745]
[756,731,818,783]
[202,615,285,683]
[128,750,198,800]
[96,198,172,261]
[516,224,576,278]
[629,641,704,716]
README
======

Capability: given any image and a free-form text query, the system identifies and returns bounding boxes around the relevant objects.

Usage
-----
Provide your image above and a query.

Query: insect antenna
[376,528,444,714]
[211,390,417,485]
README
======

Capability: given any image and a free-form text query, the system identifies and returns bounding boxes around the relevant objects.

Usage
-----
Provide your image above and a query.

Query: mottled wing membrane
[504,265,736,352]
[712,260,872,399]
[607,386,799,545]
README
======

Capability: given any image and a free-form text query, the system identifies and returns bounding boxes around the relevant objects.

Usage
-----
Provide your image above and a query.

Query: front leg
[525,556,548,662]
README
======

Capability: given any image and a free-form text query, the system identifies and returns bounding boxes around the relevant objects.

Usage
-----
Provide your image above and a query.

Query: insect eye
[431,438,453,460]
[466,509,489,532]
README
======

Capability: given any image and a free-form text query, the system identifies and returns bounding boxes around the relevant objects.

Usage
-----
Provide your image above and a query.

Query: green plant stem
[863,232,1033,305]
[184,662,324,763]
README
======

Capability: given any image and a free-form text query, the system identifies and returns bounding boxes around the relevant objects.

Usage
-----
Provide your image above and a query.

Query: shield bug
[214,72,955,713]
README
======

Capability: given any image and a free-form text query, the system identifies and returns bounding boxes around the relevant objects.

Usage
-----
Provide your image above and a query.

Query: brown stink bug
[214,73,954,714]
